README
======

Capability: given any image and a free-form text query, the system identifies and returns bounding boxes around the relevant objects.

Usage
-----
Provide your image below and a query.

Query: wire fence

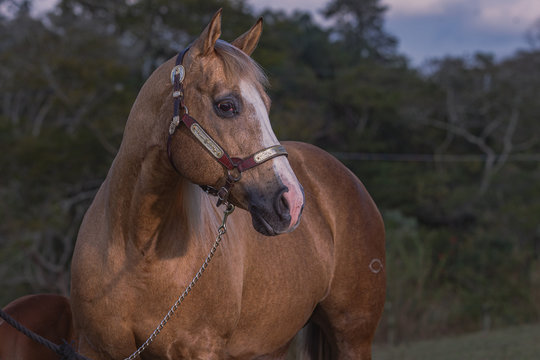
[332,152,540,162]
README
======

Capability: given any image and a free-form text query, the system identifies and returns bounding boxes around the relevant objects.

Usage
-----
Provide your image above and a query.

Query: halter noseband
[167,47,288,207]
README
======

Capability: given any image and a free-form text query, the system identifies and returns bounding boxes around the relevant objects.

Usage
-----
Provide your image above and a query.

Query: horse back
[0,294,76,360]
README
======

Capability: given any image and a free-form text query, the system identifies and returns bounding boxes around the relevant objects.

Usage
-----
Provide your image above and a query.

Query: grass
[373,323,540,360]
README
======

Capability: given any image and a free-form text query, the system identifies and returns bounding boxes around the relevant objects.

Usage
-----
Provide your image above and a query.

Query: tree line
[1,0,539,343]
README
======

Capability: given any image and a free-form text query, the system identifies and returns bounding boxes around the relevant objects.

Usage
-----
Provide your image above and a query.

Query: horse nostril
[275,187,291,221]
[280,194,289,212]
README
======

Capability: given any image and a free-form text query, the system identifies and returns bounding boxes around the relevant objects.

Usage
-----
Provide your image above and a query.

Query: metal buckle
[217,187,229,203]
[227,167,242,182]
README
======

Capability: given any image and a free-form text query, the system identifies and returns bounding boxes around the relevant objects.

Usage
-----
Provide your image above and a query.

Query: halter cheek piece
[167,47,288,207]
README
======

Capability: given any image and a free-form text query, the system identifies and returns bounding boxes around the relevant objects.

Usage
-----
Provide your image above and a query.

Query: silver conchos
[190,123,224,159]
[170,65,185,85]
[254,146,286,164]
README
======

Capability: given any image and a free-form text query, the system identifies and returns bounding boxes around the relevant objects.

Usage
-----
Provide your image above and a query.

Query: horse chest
[119,239,325,359]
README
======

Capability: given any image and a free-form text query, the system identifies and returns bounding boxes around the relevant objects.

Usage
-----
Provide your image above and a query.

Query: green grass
[373,323,540,360]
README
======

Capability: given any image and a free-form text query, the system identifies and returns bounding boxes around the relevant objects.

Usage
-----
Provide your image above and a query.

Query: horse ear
[192,9,222,56]
[231,17,263,56]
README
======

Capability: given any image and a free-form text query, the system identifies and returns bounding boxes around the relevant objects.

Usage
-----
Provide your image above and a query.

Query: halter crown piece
[167,47,289,207]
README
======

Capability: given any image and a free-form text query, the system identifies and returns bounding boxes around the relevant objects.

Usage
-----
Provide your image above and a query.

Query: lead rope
[0,199,235,360]
[124,203,235,360]
[0,308,90,360]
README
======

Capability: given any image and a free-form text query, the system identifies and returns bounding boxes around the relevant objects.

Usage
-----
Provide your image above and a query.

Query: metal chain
[124,203,235,360]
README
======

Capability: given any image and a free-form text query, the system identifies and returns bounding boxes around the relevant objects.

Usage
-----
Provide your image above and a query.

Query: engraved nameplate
[254,146,286,163]
[190,123,224,159]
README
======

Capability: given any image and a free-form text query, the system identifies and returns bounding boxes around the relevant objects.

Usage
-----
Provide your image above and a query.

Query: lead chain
[124,204,235,360]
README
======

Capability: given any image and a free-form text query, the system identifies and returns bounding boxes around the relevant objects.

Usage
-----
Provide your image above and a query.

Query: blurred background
[1,0,539,357]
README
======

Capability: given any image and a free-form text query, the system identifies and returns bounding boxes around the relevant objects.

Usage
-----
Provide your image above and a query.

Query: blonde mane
[181,180,221,240]
[214,40,268,88]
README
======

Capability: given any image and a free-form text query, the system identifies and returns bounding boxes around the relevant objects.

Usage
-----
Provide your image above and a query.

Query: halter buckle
[216,187,230,207]
[227,167,242,182]
[215,170,242,207]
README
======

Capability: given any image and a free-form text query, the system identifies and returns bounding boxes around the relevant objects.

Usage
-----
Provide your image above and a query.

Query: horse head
[167,10,305,236]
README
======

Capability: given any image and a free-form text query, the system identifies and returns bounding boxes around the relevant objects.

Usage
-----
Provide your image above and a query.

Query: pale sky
[249,0,540,65]
[30,0,540,66]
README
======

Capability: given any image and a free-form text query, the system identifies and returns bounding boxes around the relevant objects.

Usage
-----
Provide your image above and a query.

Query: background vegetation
[1,0,539,346]
[374,323,540,360]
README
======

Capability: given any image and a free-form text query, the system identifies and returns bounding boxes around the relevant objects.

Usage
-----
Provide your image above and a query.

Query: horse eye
[215,99,238,118]
[219,102,233,112]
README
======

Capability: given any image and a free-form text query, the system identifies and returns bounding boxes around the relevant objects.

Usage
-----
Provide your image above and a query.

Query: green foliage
[323,0,398,62]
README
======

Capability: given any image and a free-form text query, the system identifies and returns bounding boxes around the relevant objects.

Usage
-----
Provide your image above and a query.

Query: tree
[322,0,398,63]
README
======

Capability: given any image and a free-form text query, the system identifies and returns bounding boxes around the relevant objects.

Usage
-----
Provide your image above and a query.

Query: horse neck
[104,61,200,256]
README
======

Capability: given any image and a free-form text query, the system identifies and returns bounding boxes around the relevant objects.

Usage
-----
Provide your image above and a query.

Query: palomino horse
[70,10,385,360]
[0,294,76,359]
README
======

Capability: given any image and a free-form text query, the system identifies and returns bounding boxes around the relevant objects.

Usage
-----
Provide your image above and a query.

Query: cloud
[382,0,452,16]
[383,0,540,33]
[476,0,539,31]
[22,0,58,17]
[250,0,328,14]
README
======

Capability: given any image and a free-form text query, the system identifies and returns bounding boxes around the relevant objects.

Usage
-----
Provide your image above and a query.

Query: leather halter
[167,47,288,207]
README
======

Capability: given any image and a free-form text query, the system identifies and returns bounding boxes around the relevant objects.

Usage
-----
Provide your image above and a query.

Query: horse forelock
[214,40,268,88]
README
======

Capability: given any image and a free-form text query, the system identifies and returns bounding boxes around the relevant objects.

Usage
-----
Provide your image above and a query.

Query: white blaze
[240,80,304,229]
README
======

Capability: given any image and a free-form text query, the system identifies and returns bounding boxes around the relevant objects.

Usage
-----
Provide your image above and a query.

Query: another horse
[70,10,385,360]
[0,294,76,359]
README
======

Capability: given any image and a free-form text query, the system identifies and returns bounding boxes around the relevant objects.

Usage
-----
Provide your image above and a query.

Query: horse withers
[0,294,76,359]
[70,9,385,360]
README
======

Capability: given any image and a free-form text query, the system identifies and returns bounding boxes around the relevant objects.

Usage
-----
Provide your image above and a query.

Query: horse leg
[313,250,386,360]
[305,272,384,360]
[308,214,386,360]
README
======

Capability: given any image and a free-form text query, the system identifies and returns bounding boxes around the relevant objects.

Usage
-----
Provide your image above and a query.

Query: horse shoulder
[283,141,383,235]
[283,140,385,288]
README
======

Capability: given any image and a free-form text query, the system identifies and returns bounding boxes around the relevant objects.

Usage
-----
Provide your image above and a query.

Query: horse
[70,9,385,360]
[0,294,76,359]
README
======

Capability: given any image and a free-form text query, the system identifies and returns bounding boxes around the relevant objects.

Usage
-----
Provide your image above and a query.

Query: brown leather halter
[167,47,288,207]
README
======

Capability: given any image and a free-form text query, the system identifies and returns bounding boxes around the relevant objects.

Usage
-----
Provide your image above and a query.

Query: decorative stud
[170,65,185,85]
[169,115,180,135]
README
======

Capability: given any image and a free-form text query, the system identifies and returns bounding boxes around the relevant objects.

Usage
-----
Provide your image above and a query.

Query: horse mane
[214,39,269,88]
[181,180,222,244]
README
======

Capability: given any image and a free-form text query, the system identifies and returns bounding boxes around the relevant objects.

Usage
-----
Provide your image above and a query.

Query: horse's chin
[251,213,279,236]
[250,211,301,237]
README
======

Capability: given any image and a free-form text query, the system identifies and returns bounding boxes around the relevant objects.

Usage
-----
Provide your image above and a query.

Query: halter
[167,47,288,207]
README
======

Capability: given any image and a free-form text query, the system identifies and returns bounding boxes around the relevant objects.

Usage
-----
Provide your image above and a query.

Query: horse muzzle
[248,182,305,236]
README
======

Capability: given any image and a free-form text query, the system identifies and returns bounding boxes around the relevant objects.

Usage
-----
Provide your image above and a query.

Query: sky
[247,0,540,66]
[29,0,540,66]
